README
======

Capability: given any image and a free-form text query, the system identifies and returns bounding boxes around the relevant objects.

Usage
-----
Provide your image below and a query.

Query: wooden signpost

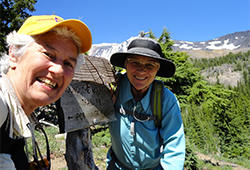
[57,81,116,133]
[56,55,116,133]
[55,55,116,170]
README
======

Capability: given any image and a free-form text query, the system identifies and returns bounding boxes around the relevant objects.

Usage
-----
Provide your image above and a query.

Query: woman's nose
[49,62,64,77]
[137,63,146,71]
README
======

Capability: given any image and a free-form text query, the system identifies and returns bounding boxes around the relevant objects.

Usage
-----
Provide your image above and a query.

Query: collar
[1,74,31,138]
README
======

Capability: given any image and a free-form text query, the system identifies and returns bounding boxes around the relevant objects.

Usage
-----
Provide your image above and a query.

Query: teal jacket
[107,74,185,170]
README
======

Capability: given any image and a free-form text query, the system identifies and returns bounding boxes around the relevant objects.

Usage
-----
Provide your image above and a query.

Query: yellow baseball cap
[17,15,92,53]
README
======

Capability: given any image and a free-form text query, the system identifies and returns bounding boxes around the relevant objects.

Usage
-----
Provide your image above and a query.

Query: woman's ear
[8,45,18,69]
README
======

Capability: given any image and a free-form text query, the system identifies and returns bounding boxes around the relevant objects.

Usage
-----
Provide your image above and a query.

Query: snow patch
[209,41,221,45]
[206,39,240,50]
[185,41,194,44]
[179,44,193,49]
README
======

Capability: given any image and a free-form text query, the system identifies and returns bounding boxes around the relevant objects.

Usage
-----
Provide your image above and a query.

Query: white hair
[0,26,84,74]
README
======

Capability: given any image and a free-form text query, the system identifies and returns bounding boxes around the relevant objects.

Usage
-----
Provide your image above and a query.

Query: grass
[93,146,109,169]
[91,125,111,169]
[26,126,65,161]
[26,125,109,170]
[26,125,250,170]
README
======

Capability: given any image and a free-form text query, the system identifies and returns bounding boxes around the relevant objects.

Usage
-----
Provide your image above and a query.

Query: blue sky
[32,0,250,45]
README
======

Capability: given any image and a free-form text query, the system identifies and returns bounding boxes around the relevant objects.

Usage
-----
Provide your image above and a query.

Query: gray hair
[0,26,84,74]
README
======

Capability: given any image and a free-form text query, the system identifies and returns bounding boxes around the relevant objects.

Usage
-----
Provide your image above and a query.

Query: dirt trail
[196,152,249,170]
[50,152,249,170]
[51,156,67,170]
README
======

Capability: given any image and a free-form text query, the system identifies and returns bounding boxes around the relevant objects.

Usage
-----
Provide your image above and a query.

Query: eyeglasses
[127,58,160,71]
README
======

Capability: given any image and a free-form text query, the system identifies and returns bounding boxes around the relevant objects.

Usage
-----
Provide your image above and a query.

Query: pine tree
[149,28,202,107]
[0,0,37,54]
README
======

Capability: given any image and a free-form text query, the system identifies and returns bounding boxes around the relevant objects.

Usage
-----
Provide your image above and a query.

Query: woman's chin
[32,96,56,107]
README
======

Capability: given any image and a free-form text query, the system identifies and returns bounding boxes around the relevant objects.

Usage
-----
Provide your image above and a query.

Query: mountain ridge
[89,30,250,60]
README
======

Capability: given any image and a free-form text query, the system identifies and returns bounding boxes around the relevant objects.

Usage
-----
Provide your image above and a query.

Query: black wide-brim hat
[110,37,176,78]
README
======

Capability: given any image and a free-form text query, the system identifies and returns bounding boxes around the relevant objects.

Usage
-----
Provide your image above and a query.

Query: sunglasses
[127,58,160,71]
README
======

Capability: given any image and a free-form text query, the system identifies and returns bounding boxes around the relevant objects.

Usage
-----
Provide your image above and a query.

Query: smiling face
[7,32,78,115]
[125,55,160,95]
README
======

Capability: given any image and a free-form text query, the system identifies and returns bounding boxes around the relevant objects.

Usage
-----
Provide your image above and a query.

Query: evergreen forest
[151,29,250,168]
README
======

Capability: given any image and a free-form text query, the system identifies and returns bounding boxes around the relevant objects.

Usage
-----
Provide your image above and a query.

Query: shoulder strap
[151,80,164,128]
[151,80,164,152]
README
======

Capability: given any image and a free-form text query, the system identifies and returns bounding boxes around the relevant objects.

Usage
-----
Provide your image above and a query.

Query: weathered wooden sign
[56,56,116,133]
[56,81,116,133]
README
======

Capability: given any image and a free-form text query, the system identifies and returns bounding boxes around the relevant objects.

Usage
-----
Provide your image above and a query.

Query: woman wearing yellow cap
[0,15,92,169]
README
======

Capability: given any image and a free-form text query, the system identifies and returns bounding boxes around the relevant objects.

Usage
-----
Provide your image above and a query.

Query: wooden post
[56,56,116,170]
[65,128,98,170]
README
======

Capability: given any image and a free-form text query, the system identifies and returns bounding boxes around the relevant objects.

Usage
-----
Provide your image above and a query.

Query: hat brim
[19,19,92,53]
[110,51,175,78]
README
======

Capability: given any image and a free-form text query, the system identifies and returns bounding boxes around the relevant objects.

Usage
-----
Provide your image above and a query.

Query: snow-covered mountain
[89,30,250,60]
[172,30,250,51]
[89,37,136,60]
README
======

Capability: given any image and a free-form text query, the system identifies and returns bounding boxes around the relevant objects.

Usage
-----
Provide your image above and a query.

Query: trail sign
[56,56,116,133]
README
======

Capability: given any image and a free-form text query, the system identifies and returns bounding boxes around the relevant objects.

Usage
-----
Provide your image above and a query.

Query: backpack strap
[151,80,164,152]
[28,113,51,170]
[151,80,164,128]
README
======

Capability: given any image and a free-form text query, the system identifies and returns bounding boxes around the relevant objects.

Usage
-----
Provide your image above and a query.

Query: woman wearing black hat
[107,37,185,170]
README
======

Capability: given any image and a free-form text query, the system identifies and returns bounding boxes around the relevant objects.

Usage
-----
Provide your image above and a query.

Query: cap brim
[110,52,175,78]
[20,19,92,53]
